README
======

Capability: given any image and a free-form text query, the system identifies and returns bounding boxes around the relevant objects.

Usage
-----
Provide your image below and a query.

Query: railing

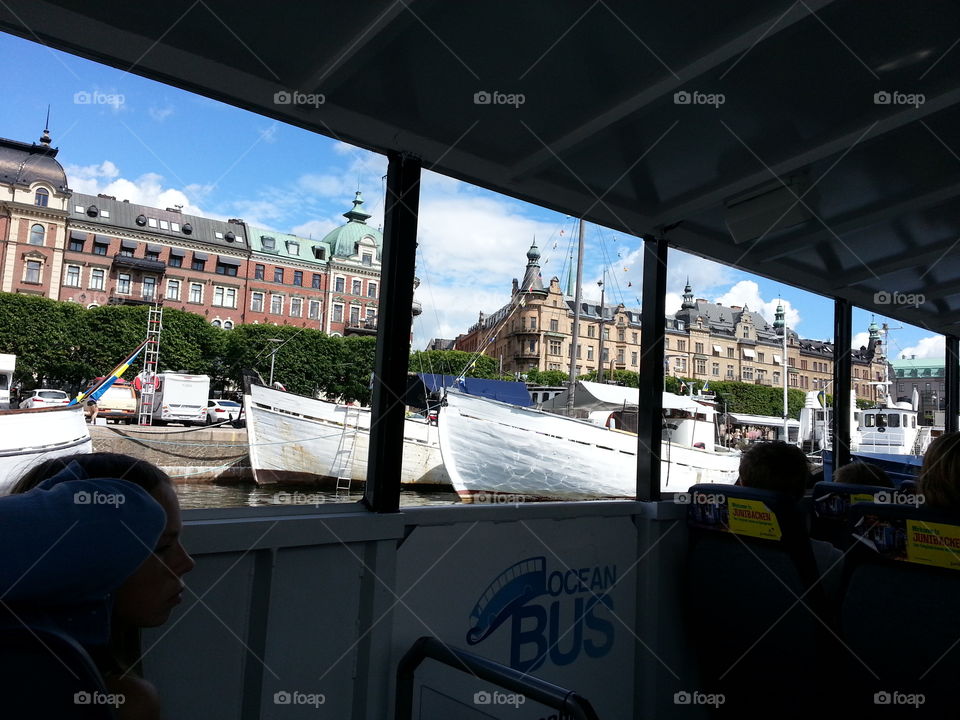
[396,636,600,720]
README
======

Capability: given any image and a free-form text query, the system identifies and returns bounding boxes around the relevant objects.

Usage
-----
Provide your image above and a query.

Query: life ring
[133,374,160,391]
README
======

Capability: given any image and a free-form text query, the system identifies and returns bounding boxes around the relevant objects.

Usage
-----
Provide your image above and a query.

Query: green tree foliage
[577,369,640,387]
[524,368,569,386]
[665,376,807,418]
[0,294,87,387]
[408,350,501,379]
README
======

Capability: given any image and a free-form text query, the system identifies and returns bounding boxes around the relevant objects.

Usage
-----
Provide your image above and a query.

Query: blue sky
[0,33,942,358]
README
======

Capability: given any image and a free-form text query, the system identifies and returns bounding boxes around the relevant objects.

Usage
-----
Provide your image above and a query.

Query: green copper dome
[320,191,383,260]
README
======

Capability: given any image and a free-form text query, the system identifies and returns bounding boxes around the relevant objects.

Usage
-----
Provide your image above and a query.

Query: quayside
[3,1,960,718]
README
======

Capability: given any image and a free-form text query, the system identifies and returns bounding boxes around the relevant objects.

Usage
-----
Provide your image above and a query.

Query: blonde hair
[919,432,960,510]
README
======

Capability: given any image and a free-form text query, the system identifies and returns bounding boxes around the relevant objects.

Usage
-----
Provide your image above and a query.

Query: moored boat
[243,381,449,487]
[438,384,741,502]
[0,404,92,494]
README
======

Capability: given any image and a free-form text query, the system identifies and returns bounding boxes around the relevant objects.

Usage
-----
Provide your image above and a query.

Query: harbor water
[174,481,460,509]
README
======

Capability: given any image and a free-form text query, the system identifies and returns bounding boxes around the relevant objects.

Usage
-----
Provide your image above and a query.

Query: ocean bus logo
[466,556,616,672]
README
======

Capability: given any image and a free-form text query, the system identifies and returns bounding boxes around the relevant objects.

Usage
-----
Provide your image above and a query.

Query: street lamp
[267,338,283,386]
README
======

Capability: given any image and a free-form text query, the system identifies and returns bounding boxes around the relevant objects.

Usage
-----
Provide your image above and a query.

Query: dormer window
[262,236,276,250]
[312,246,326,260]
[362,253,372,266]
[34,188,49,207]
[286,240,299,254]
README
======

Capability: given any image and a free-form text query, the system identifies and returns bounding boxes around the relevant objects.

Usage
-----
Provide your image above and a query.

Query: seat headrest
[685,483,804,542]
[812,481,899,520]
[848,503,960,571]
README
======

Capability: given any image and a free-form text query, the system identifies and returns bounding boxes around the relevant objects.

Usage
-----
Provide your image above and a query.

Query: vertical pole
[269,349,276,387]
[832,299,852,471]
[597,276,605,383]
[782,319,789,443]
[565,220,585,415]
[946,335,959,434]
[365,152,421,514]
[637,237,667,502]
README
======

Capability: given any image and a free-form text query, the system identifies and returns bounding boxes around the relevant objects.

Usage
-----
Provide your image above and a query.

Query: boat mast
[565,219,585,415]
[596,270,606,384]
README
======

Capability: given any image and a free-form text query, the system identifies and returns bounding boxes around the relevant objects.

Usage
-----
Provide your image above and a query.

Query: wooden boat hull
[243,383,449,487]
[438,391,740,502]
[0,404,92,494]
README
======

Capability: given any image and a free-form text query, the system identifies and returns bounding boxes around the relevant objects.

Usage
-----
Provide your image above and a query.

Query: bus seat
[841,503,960,714]
[0,622,114,718]
[684,484,837,717]
[810,481,892,550]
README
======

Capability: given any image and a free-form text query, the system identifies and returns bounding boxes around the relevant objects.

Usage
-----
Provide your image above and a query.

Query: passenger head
[737,442,810,500]
[833,462,894,489]
[13,453,194,627]
[919,432,960,511]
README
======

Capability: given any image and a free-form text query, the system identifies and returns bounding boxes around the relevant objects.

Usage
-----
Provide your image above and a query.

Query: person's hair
[737,442,810,500]
[833,462,894,488]
[12,452,170,495]
[919,432,960,510]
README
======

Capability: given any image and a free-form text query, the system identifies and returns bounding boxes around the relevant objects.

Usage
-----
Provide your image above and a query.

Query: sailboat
[436,220,741,502]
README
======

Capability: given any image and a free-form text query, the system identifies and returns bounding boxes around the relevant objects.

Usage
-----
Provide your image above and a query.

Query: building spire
[520,240,546,294]
[681,277,695,310]
[342,190,371,224]
[39,105,52,147]
[773,296,785,330]
[565,249,575,296]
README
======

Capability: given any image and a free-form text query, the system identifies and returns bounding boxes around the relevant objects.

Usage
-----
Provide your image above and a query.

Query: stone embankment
[90,423,252,483]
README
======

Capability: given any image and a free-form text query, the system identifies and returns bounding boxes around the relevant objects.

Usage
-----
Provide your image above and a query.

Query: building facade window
[349,306,360,324]
[93,241,108,256]
[333,304,343,322]
[192,257,205,271]
[143,276,157,300]
[362,253,372,266]
[335,276,345,293]
[270,294,283,314]
[168,254,182,268]
[727,347,734,358]
[69,237,84,252]
[352,279,361,295]
[64,265,81,287]
[742,366,754,381]
[677,340,686,352]
[312,273,321,289]
[274,268,283,283]
[617,349,625,364]
[119,246,134,258]
[550,319,559,332]
[549,340,561,355]
[213,286,237,308]
[34,188,49,207]
[166,279,181,301]
[712,362,720,376]
[90,268,105,290]
[290,298,303,317]
[308,299,321,319]
[587,347,594,361]
[250,291,264,312]
[189,283,203,303]
[24,259,42,284]
[117,273,131,295]
[255,264,264,280]
[695,342,704,354]
[293,271,303,286]
[631,351,638,365]
[216,261,238,277]
[145,250,160,262]
[695,358,706,374]
[29,224,45,246]
[588,325,595,338]
[367,282,377,298]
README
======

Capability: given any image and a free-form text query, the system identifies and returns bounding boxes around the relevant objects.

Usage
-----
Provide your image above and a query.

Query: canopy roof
[5,2,960,334]
[726,413,800,427]
[418,374,532,407]
[546,381,712,415]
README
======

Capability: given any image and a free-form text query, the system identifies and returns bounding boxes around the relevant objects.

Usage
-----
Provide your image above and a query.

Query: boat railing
[395,636,601,720]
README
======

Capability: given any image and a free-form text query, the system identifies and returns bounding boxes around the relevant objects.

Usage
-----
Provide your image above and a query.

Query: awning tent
[545,381,712,415]
[725,413,800,427]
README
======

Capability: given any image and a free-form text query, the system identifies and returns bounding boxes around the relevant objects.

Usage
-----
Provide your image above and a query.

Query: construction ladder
[137,302,163,426]
[334,405,361,492]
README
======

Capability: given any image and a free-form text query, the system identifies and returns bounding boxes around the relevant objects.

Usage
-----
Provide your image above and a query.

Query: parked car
[19,389,70,409]
[206,399,243,425]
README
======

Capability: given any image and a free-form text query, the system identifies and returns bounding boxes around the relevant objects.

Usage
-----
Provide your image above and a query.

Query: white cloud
[258,124,279,144]
[712,280,801,329]
[898,335,944,360]
[851,331,870,350]
[290,218,338,240]
[65,162,207,215]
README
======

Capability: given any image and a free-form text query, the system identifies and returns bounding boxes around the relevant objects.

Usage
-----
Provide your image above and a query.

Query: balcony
[112,254,166,274]
[514,350,540,360]
[345,318,378,337]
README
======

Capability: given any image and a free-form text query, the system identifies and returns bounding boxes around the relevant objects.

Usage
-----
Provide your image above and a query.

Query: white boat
[243,382,448,487]
[438,383,741,502]
[0,404,92,494]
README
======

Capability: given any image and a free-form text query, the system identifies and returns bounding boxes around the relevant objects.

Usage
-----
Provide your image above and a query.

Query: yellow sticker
[850,493,875,505]
[727,498,782,540]
[906,520,960,571]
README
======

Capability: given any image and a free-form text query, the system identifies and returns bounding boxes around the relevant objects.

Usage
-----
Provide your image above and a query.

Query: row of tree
[1,294,867,414]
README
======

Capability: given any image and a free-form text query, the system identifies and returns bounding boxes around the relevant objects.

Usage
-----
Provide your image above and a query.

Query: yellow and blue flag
[70,340,149,406]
